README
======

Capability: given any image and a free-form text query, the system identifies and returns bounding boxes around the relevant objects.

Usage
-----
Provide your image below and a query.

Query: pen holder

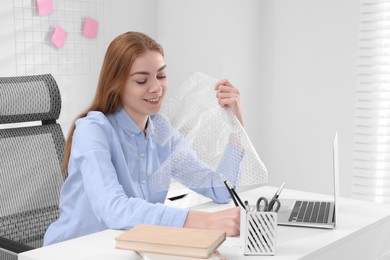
[240,207,277,256]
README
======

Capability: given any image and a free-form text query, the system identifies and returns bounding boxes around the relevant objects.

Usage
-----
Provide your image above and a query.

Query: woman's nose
[149,78,162,92]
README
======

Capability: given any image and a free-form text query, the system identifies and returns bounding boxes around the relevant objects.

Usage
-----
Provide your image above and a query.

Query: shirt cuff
[161,206,189,227]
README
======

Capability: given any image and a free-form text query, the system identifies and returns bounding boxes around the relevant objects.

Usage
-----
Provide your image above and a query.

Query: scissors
[256,183,285,212]
[256,197,281,212]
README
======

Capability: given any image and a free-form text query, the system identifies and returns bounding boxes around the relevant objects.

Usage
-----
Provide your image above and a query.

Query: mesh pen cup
[240,208,277,255]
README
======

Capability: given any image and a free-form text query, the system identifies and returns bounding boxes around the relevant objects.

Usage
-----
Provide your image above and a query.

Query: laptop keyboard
[288,201,331,223]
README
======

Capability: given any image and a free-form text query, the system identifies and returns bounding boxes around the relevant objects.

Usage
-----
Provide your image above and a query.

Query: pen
[268,182,285,211]
[222,177,239,207]
[220,174,246,209]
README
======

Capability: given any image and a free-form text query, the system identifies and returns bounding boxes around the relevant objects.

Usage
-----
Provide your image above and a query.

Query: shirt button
[131,133,135,138]
[139,152,145,158]
[140,179,145,185]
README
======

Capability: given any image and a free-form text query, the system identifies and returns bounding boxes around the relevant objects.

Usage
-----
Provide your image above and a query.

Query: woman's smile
[144,96,161,104]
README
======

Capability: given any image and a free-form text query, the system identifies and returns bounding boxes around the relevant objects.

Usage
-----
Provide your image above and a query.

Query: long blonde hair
[63,32,164,171]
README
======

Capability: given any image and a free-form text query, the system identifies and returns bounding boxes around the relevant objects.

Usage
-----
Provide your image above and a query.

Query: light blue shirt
[44,108,238,245]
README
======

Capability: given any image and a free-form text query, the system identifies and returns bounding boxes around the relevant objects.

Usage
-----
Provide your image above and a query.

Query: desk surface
[19,186,390,260]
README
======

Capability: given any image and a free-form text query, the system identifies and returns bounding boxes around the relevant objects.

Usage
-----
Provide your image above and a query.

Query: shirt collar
[112,107,156,138]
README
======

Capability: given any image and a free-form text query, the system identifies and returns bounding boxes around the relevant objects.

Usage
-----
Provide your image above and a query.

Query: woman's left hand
[215,79,244,126]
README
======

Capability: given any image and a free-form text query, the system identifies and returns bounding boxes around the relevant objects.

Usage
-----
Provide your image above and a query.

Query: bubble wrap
[150,72,268,191]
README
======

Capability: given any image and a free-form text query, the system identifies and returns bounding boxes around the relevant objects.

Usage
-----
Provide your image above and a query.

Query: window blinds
[352,0,390,203]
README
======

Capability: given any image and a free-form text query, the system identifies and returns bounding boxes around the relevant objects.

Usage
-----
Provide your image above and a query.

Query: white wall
[0,1,17,76]
[155,0,263,188]
[156,0,359,197]
[258,0,358,196]
[0,0,359,197]
[57,0,157,138]
[0,0,157,136]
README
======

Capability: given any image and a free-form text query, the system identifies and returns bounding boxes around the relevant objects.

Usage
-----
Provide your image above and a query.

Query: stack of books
[115,224,226,259]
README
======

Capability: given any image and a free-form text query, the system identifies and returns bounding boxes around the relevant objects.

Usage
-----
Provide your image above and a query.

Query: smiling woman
[122,52,168,131]
[43,31,247,245]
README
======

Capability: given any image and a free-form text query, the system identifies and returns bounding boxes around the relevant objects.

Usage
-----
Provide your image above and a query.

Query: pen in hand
[220,174,246,209]
[221,175,238,207]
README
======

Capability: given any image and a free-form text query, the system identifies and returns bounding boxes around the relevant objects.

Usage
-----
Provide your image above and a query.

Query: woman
[44,31,244,245]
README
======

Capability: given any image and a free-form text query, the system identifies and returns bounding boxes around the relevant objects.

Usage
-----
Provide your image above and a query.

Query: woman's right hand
[184,207,240,237]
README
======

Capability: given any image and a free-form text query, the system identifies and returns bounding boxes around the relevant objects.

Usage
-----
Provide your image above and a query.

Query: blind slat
[353,0,390,203]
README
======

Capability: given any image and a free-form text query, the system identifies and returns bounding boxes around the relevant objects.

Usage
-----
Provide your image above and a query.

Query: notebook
[115,224,226,259]
[277,133,339,229]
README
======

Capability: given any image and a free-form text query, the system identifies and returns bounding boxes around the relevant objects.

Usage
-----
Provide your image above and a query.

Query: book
[136,251,226,260]
[115,224,226,259]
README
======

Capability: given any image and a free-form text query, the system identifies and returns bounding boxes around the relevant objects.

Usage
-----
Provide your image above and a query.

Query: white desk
[19,186,390,260]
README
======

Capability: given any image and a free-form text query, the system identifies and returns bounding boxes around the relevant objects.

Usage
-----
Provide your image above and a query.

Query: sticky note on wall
[83,17,99,38]
[51,26,68,49]
[36,0,53,16]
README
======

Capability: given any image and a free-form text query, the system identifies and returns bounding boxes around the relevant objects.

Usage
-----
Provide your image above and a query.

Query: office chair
[0,74,66,260]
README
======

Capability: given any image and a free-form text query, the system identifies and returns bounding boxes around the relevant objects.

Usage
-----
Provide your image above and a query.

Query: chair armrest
[0,236,34,254]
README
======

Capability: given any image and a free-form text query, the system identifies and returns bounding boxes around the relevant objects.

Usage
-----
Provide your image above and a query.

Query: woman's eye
[157,75,166,80]
[136,80,147,84]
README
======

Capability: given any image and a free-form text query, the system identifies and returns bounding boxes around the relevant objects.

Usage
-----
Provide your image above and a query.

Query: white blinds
[352,0,390,203]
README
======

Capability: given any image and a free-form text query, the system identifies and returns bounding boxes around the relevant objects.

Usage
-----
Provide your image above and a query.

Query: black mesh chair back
[0,74,66,260]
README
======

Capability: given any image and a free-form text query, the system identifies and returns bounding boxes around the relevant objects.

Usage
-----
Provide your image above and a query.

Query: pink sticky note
[83,17,99,38]
[51,26,68,49]
[36,0,53,16]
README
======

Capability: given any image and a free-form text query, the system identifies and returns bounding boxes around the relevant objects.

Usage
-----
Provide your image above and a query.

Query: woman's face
[121,50,168,129]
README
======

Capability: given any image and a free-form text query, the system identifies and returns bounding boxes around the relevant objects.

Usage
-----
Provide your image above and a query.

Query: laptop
[277,133,339,229]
